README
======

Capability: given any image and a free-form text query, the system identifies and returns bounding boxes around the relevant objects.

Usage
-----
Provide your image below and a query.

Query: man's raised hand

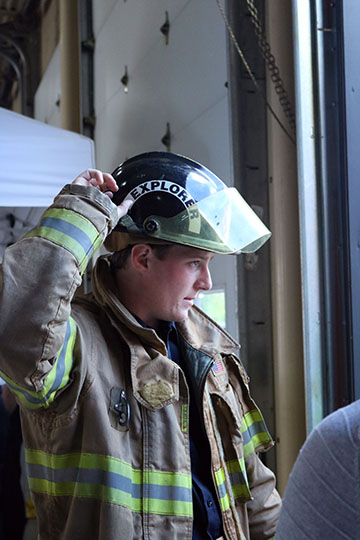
[72,169,133,219]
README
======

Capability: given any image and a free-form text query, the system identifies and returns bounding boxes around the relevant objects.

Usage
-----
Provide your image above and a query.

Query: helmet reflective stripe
[0,317,76,409]
[25,208,103,274]
[25,449,193,517]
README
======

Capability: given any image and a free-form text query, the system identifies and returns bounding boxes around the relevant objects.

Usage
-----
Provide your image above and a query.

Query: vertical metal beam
[313,0,353,413]
[226,0,275,473]
[77,0,95,294]
[292,0,325,431]
[60,0,80,132]
[266,0,306,495]
[292,0,353,428]
[342,0,360,400]
[78,0,95,140]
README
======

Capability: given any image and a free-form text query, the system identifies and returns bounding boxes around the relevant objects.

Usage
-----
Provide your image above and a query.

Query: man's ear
[130,244,154,272]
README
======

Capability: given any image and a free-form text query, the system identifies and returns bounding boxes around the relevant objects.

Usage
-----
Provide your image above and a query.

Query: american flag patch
[212,359,225,376]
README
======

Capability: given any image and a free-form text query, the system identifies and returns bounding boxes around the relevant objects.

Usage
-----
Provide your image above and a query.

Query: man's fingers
[117,199,134,219]
[102,173,118,192]
[72,169,118,193]
[72,169,102,185]
[72,168,132,219]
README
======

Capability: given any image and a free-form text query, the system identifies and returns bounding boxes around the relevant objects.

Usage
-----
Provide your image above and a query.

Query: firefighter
[0,152,281,539]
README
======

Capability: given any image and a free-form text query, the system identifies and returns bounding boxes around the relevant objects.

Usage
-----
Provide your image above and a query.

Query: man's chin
[171,310,191,323]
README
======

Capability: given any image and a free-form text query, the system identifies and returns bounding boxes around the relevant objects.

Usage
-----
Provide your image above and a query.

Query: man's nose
[197,266,212,291]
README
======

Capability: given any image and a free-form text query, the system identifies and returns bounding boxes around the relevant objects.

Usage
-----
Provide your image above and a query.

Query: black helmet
[106,151,270,254]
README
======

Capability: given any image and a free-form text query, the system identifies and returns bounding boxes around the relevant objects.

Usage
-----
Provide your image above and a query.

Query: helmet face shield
[119,187,271,254]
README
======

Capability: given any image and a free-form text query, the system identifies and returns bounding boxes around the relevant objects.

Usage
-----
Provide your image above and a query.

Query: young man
[0,152,281,539]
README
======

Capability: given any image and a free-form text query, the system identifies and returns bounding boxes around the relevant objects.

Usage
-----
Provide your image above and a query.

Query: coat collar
[91,255,179,410]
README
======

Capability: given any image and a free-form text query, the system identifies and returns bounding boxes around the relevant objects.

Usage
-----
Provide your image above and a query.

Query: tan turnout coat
[0,184,281,539]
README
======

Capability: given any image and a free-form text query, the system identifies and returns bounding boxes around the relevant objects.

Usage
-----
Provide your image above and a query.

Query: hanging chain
[245,0,296,136]
[216,0,296,145]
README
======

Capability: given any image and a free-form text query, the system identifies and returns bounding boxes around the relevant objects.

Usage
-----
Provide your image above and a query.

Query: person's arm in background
[275,400,360,540]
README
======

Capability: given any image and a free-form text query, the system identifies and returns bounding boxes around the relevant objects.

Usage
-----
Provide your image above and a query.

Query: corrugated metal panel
[93,0,238,338]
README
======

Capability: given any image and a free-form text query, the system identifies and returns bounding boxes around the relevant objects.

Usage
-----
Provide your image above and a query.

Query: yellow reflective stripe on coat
[226,458,251,501]
[241,409,272,458]
[25,449,193,517]
[24,208,103,274]
[213,410,272,506]
[215,459,252,508]
[214,468,231,511]
[0,317,76,409]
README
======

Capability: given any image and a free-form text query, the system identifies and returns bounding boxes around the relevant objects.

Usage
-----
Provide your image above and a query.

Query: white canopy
[0,107,95,207]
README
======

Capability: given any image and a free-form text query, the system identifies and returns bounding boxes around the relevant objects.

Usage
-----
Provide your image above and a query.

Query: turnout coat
[0,184,281,539]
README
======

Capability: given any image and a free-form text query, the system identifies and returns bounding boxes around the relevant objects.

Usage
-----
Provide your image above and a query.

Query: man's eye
[189,261,200,268]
